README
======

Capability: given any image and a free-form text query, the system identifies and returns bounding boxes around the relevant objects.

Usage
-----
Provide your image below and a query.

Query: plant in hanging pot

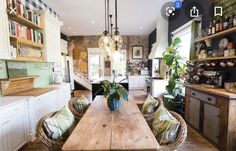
[99,78,128,111]
[162,37,187,112]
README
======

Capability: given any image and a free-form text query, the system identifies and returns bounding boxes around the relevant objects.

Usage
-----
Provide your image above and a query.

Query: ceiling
[43,0,168,36]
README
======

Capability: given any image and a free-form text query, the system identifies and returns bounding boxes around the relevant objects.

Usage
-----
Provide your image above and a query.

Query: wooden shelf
[8,12,43,30]
[11,57,45,62]
[194,26,236,43]
[0,76,38,82]
[192,56,236,62]
[10,35,43,48]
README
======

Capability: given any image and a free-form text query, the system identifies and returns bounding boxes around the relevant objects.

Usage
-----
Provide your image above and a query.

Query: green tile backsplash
[0,60,53,87]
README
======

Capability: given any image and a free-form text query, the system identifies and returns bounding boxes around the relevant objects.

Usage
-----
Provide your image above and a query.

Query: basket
[68,98,87,121]
[159,111,188,151]
[36,112,64,151]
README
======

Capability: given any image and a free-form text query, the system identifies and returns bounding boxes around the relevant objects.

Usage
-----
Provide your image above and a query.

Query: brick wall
[68,35,149,79]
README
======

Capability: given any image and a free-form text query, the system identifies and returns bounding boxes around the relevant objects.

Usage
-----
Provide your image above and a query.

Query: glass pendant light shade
[113,31,123,50]
[99,31,115,56]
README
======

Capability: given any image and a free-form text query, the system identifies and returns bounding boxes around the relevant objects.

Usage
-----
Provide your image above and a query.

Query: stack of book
[9,20,44,44]
[7,0,41,26]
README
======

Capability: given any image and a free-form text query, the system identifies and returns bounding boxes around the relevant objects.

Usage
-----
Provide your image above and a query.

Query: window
[112,50,127,76]
[172,22,192,60]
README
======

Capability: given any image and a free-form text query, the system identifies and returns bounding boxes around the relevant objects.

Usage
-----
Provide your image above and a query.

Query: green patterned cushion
[43,105,75,141]
[141,95,160,114]
[152,106,180,145]
[74,95,90,114]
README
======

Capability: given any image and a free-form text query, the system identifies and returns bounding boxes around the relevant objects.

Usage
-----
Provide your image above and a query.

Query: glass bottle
[223,15,229,30]
[228,13,234,28]
[208,22,212,35]
[215,17,220,32]
[212,20,216,34]
[219,17,224,31]
[233,12,236,26]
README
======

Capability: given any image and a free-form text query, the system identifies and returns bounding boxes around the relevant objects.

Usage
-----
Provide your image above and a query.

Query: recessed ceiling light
[91,21,95,24]
[73,32,77,34]
[139,26,143,30]
[68,27,71,30]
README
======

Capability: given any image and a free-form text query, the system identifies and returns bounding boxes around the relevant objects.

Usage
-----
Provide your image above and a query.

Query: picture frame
[132,45,143,59]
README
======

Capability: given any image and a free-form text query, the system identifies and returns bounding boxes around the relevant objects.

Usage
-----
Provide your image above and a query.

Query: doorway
[88,48,104,81]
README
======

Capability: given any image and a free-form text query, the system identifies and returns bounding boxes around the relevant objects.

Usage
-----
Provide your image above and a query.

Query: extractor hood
[148,17,169,59]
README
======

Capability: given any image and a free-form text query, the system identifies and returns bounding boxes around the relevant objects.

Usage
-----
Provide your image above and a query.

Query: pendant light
[99,0,114,55]
[112,0,123,51]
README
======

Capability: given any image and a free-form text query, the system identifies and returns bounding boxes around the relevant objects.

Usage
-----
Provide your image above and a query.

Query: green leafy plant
[162,37,187,97]
[99,79,128,102]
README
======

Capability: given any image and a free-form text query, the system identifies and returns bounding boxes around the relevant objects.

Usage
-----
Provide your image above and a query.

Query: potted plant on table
[162,37,187,112]
[99,78,128,111]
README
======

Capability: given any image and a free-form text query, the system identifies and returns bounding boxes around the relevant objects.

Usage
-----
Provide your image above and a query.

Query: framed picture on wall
[132,45,143,59]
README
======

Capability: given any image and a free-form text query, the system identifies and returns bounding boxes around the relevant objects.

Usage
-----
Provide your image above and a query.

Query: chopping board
[12,87,56,97]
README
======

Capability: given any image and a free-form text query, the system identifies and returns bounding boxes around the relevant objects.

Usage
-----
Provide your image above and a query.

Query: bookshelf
[7,0,45,62]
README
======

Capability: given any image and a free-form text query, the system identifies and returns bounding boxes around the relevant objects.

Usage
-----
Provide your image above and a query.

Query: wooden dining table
[62,95,160,151]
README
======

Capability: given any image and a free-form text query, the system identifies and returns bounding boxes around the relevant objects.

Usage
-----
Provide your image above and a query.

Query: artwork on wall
[132,45,143,59]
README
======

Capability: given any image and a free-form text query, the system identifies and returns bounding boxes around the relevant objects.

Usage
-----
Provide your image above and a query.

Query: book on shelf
[7,0,41,26]
[9,20,44,44]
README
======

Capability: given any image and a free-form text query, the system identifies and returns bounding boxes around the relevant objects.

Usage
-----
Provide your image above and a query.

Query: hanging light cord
[107,0,110,33]
[110,15,113,37]
[115,0,118,32]
[104,0,107,32]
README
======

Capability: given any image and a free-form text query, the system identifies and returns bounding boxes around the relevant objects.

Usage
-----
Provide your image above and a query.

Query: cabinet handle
[192,93,196,96]
[207,98,212,101]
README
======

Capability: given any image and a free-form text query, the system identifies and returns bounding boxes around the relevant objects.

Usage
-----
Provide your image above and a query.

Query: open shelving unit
[191,26,236,62]
[8,7,45,62]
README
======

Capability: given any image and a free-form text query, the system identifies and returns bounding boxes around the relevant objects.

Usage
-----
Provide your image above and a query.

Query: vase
[107,97,120,111]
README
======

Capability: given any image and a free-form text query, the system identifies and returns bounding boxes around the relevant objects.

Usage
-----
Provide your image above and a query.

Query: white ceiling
[42,0,168,36]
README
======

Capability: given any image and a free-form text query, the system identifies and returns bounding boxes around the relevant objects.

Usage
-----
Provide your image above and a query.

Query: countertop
[185,84,236,99]
[92,76,128,84]
[11,87,57,97]
[0,83,69,109]
[0,96,29,108]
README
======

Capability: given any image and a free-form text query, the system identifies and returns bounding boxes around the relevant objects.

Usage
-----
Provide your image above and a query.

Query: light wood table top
[62,96,159,151]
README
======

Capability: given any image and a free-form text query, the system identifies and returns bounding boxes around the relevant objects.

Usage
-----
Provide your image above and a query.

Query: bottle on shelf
[215,17,220,33]
[212,20,216,34]
[228,13,234,28]
[208,21,212,35]
[219,17,224,32]
[223,15,229,30]
[233,12,236,26]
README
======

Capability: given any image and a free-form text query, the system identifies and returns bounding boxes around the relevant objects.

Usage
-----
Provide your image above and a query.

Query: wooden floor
[21,90,218,151]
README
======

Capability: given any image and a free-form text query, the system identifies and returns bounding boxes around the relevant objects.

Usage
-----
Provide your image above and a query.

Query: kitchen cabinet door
[44,12,62,63]
[203,103,220,144]
[0,103,27,151]
[189,97,201,130]
[7,112,28,151]
[57,84,71,109]
[0,11,10,59]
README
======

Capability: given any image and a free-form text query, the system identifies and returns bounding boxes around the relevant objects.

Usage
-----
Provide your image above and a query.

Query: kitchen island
[185,84,236,151]
[91,76,129,100]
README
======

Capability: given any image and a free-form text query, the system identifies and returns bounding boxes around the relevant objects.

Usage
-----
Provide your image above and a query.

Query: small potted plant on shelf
[162,37,187,112]
[99,78,128,111]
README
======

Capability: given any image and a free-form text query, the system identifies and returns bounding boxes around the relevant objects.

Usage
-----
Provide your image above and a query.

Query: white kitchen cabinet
[61,39,68,54]
[189,97,201,130]
[0,11,11,59]
[128,76,149,89]
[44,12,62,63]
[0,101,28,151]
[27,90,58,141]
[57,83,71,109]
[203,103,220,144]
